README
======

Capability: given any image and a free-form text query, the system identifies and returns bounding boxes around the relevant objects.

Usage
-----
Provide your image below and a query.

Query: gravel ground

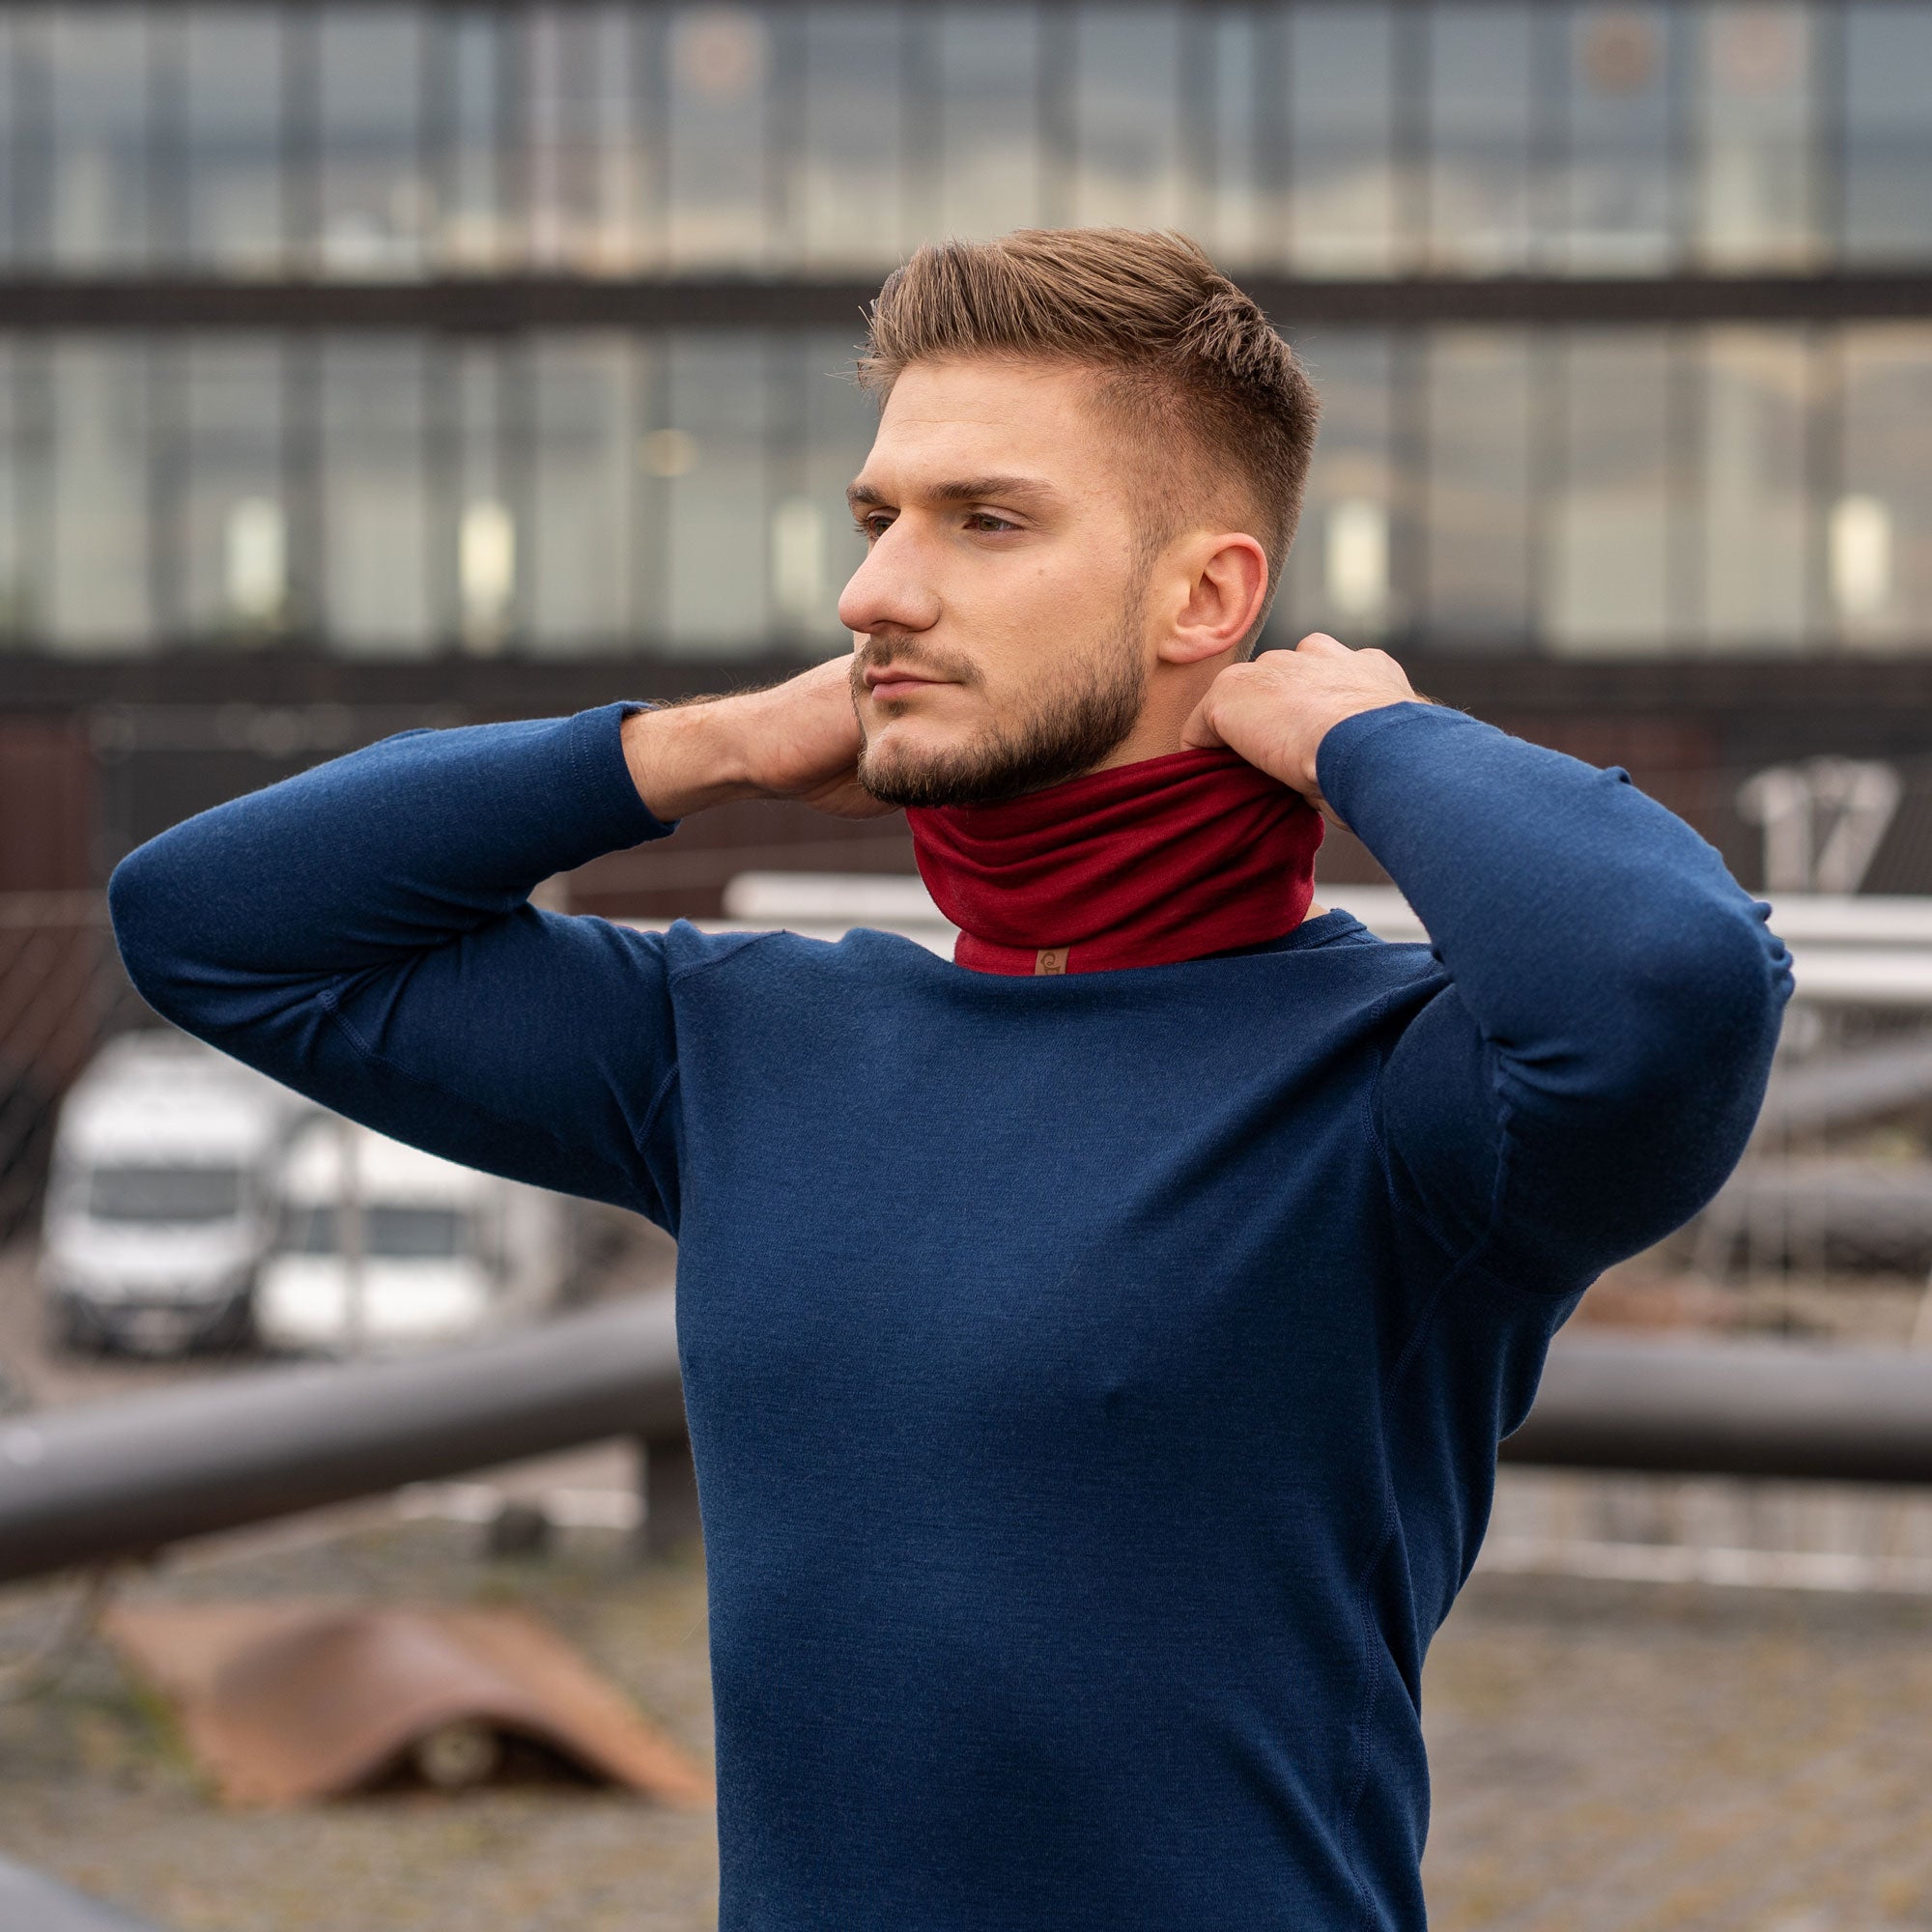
[8,1234,1932,1928]
[0,1520,721,1932]
[5,1520,1932,1931]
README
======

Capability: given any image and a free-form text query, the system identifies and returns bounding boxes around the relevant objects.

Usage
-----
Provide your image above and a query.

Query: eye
[854,511,894,542]
[966,512,1021,534]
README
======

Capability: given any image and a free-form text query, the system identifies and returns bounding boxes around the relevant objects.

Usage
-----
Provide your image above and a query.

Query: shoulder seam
[664,924,784,988]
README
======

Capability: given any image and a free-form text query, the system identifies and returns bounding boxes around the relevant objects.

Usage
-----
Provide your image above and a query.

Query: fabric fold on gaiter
[906,746,1323,976]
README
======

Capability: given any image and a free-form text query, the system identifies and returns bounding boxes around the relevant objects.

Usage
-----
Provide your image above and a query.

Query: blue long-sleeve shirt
[109,699,1788,1930]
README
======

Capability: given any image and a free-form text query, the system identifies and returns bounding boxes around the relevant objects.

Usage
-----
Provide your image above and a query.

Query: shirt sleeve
[107,703,687,1229]
[1317,702,1793,1289]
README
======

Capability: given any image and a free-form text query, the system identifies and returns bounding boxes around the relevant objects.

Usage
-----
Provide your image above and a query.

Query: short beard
[857,645,1147,809]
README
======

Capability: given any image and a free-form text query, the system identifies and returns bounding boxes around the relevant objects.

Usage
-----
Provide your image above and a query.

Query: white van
[40,1031,307,1354]
[256,1120,571,1355]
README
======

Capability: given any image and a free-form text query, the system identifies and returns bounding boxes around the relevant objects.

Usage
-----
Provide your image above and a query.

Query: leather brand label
[1034,948,1066,976]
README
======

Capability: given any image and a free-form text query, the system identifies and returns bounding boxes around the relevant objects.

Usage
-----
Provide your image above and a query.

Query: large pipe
[1503,1333,1932,1486]
[0,1292,685,1587]
[7,1318,1932,1593]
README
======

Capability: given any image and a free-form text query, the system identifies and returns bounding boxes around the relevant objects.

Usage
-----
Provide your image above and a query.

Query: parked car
[40,1030,309,1354]
[256,1119,572,1355]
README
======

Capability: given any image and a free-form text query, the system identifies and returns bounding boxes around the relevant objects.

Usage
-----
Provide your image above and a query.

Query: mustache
[852,634,981,688]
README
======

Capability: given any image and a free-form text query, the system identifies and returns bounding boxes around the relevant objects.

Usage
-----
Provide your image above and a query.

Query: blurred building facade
[0,0,1929,894]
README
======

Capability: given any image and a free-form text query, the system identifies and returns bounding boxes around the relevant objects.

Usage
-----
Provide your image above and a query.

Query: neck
[907,746,1324,978]
[1086,654,1237,775]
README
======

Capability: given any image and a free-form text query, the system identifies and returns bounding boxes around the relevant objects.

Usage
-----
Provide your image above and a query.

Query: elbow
[1656,891,1789,1092]
[1605,893,1791,1178]
[1499,897,1792,1276]
[108,835,214,1032]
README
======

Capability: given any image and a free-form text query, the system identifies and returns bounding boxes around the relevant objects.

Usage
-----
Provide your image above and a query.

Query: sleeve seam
[634,1060,682,1160]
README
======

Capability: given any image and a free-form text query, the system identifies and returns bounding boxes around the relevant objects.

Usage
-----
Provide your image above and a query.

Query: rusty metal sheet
[103,1600,713,1810]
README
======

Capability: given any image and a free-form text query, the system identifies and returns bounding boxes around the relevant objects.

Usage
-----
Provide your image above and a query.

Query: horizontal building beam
[0,271,1928,334]
[18,645,1932,734]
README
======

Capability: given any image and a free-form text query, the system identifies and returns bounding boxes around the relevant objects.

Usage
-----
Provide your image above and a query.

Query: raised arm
[108,705,687,1220]
[1186,636,1791,1284]
[109,658,885,1230]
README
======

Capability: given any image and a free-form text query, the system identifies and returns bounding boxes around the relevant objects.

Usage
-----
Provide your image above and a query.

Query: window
[1427,3,1539,272]
[1548,332,1674,653]
[663,334,770,651]
[433,344,516,651]
[797,5,908,270]
[1070,6,1184,232]
[47,9,151,270]
[936,6,1043,240]
[1837,327,1932,649]
[282,1203,468,1259]
[439,10,518,271]
[667,5,774,270]
[773,331,880,646]
[1694,3,1817,269]
[183,7,286,272]
[1422,331,1535,644]
[88,1165,243,1225]
[1196,9,1265,268]
[526,6,643,274]
[0,344,24,642]
[1700,328,1811,650]
[171,338,289,642]
[50,340,153,650]
[0,17,16,265]
[316,7,429,278]
[1844,3,1932,263]
[1280,333,1399,639]
[1286,5,1401,275]
[320,338,430,651]
[529,336,638,651]
[1564,3,1682,272]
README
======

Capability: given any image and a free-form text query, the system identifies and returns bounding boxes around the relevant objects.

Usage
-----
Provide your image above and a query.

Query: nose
[838,522,941,639]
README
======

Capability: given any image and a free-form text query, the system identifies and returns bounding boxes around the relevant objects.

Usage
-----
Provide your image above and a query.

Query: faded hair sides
[859,229,1320,651]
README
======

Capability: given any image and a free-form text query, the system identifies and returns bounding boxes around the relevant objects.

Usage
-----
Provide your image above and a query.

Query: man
[111,230,1788,1928]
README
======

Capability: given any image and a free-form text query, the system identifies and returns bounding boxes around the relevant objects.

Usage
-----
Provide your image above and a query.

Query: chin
[856,722,982,807]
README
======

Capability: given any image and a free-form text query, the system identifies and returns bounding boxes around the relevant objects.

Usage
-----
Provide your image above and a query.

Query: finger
[1179,693,1225,751]
[1293,631,1350,657]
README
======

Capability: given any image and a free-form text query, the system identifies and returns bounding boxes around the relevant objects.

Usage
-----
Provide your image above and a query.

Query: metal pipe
[1502,1333,1932,1486]
[0,1292,684,1587]
[8,1314,1932,1594]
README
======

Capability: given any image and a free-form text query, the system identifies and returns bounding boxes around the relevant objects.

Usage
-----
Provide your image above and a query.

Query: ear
[1156,533,1270,668]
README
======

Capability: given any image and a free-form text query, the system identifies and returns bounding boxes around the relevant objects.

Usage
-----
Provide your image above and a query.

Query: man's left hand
[1180,633,1419,824]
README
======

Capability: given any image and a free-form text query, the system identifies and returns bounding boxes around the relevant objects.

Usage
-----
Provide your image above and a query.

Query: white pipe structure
[709,877,1932,1009]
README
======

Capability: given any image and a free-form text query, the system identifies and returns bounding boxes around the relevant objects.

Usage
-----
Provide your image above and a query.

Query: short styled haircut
[859,228,1320,649]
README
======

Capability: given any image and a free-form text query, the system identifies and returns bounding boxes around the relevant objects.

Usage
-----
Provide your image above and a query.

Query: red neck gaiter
[906,748,1323,977]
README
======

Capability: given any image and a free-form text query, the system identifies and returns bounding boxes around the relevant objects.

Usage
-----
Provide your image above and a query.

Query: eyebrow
[846,474,1065,513]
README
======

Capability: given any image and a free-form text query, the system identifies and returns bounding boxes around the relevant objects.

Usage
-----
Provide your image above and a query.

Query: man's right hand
[620,655,896,823]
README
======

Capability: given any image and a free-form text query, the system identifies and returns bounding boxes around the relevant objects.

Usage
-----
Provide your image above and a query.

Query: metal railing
[5,1297,1932,1593]
[0,1290,691,1586]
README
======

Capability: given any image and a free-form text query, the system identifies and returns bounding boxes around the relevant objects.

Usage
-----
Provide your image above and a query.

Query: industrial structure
[0,0,1927,900]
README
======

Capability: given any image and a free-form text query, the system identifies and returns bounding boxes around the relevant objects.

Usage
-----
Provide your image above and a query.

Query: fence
[0,894,146,1248]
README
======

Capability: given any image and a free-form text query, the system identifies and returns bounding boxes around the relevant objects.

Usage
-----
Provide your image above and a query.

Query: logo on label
[1035,948,1065,976]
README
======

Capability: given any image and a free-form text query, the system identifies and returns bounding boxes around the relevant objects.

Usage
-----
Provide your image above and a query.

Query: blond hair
[860,229,1320,647]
